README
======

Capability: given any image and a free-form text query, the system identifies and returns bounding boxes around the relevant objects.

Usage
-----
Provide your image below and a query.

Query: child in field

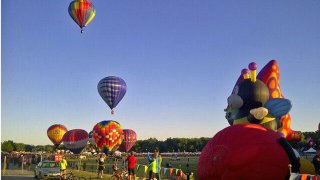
[97,154,105,178]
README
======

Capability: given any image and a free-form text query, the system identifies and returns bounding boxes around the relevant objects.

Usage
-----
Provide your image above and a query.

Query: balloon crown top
[241,68,250,79]
[248,62,257,70]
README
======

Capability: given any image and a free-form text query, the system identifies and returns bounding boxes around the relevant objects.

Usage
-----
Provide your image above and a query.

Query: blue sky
[2,0,320,145]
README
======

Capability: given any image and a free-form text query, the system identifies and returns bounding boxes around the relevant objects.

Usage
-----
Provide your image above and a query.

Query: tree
[45,145,54,152]
[32,145,45,152]
[1,140,15,152]
[15,143,26,152]
[25,145,34,152]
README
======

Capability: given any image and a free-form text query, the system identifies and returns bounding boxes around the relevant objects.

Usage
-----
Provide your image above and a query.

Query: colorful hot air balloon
[68,0,96,33]
[97,76,127,114]
[93,120,123,154]
[120,129,137,152]
[62,129,89,154]
[47,124,68,147]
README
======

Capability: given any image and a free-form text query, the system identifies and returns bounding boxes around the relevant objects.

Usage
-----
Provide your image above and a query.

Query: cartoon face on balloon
[225,79,270,125]
[225,61,293,133]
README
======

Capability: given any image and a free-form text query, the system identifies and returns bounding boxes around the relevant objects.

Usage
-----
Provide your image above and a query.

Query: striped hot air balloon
[47,124,68,147]
[93,120,123,155]
[62,129,89,154]
[97,76,127,114]
[68,0,96,33]
[120,129,137,152]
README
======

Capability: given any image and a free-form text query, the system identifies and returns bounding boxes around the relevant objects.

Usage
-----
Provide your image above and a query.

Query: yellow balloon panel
[299,157,316,175]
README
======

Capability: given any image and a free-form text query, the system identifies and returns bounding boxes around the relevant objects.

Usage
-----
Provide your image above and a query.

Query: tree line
[1,131,319,153]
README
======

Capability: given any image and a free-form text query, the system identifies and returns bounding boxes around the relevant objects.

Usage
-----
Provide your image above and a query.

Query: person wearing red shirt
[126,151,137,180]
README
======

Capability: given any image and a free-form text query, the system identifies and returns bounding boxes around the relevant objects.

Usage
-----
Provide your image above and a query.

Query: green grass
[69,170,112,179]
[67,156,199,179]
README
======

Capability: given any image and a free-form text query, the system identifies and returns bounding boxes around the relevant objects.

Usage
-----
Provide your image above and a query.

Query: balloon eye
[227,94,243,109]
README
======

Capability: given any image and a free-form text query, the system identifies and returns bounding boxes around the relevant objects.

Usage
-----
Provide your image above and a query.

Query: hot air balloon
[68,0,96,33]
[62,129,89,154]
[93,120,123,155]
[97,76,127,114]
[120,129,137,152]
[47,124,68,147]
[225,60,301,141]
[198,124,298,179]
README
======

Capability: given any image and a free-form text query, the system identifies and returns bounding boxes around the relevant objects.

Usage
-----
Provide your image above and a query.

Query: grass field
[67,155,199,179]
[2,155,199,179]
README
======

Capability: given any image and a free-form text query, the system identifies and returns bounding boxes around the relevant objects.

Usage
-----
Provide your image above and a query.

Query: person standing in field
[157,153,163,179]
[147,152,162,180]
[147,154,157,180]
[126,151,137,180]
[313,148,320,175]
[97,154,105,179]
[59,156,68,180]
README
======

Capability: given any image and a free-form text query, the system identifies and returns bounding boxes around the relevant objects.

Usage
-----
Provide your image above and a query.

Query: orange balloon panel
[47,124,68,146]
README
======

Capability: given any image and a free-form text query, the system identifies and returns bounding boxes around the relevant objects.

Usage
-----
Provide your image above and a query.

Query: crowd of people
[90,151,163,180]
[1,152,40,170]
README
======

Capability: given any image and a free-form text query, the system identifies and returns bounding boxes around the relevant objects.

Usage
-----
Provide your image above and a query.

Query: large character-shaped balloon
[257,60,300,141]
[62,129,89,154]
[225,60,300,141]
[120,129,137,152]
[68,0,96,33]
[97,76,127,114]
[93,120,123,155]
[47,124,68,147]
[198,124,299,179]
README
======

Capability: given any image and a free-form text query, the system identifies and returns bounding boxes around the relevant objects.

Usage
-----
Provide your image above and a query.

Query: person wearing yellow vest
[147,152,162,180]
[148,154,157,180]
[59,156,68,180]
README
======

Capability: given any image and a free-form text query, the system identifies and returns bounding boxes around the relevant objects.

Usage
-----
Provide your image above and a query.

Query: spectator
[59,156,68,180]
[147,152,162,180]
[312,149,320,175]
[126,151,137,180]
[147,154,157,180]
[97,154,105,179]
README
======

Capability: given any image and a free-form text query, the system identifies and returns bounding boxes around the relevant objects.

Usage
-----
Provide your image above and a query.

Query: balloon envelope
[93,120,123,154]
[120,129,137,152]
[97,76,127,113]
[62,129,89,154]
[198,124,291,179]
[47,124,68,147]
[68,0,96,31]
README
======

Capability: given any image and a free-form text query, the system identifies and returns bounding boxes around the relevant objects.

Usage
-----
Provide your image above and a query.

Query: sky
[2,0,320,145]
